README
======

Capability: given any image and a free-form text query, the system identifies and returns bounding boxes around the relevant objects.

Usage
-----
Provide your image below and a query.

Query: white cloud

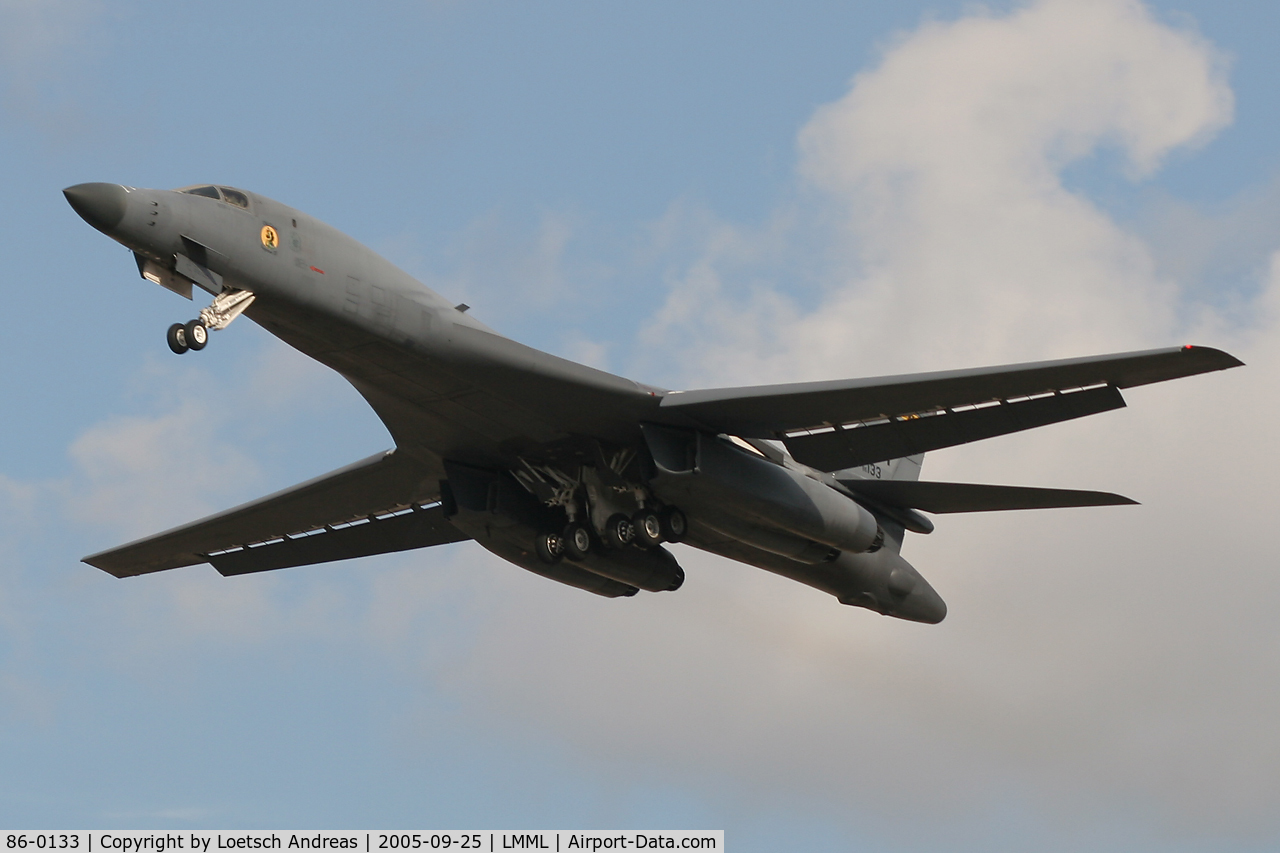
[0,472,37,541]
[63,397,262,539]
[388,0,1277,844]
[18,0,1275,845]
[410,209,590,328]
[56,338,365,544]
[1138,174,1280,310]
[642,0,1233,384]
[557,329,612,371]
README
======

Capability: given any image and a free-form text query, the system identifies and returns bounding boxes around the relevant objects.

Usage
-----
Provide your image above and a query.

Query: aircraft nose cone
[63,182,128,233]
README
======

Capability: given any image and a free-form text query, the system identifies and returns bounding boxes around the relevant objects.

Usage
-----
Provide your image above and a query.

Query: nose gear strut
[166,288,255,354]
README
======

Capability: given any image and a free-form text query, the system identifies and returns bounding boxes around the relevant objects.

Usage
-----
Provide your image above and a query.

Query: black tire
[632,509,663,548]
[166,323,188,354]
[660,507,687,543]
[185,320,208,351]
[604,513,634,549]
[535,531,564,564]
[563,522,592,561]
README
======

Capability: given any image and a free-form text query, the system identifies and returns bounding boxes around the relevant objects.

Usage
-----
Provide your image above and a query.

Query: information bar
[2,832,723,853]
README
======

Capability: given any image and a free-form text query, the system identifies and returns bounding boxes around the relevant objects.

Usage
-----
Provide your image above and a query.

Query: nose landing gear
[167,320,208,354]
[165,288,255,354]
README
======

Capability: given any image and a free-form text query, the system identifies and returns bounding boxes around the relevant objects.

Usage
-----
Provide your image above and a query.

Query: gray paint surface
[63,182,1244,624]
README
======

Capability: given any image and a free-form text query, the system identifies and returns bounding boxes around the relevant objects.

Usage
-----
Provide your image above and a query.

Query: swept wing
[837,479,1137,514]
[84,450,466,577]
[660,346,1241,470]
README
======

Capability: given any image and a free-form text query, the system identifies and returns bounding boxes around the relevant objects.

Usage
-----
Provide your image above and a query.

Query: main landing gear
[166,288,255,355]
[536,506,687,565]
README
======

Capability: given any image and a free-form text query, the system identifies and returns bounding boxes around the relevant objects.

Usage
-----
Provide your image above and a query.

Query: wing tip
[1181,344,1245,370]
[81,553,111,571]
[81,556,133,578]
[81,552,201,578]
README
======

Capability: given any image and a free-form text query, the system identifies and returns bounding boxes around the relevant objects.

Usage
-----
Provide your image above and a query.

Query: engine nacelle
[579,543,686,592]
[696,516,840,564]
[642,425,882,555]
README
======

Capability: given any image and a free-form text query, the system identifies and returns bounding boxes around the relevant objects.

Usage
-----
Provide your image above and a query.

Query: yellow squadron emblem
[260,224,279,250]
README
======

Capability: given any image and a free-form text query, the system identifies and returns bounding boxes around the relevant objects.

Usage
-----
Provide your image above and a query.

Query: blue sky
[3,1,1280,850]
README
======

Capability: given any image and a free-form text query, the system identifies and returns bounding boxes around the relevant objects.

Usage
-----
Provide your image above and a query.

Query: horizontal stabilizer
[84,449,456,577]
[661,345,1242,439]
[838,479,1137,514]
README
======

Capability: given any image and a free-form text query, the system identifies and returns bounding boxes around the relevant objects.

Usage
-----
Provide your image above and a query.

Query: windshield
[219,188,250,209]
[176,185,252,210]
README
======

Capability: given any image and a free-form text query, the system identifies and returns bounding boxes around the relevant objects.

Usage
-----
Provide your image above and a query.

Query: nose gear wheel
[166,323,188,354]
[165,288,254,354]
[185,320,208,350]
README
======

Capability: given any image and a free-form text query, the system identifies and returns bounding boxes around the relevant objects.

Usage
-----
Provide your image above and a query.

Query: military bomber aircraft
[63,182,1243,623]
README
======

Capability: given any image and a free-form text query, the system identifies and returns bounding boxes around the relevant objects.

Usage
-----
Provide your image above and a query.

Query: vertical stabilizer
[888,453,924,481]
[832,453,925,483]
[831,453,931,553]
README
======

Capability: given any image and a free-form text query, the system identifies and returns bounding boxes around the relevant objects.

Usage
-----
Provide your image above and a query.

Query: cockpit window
[176,184,253,210]
[182,185,221,200]
[219,188,250,209]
